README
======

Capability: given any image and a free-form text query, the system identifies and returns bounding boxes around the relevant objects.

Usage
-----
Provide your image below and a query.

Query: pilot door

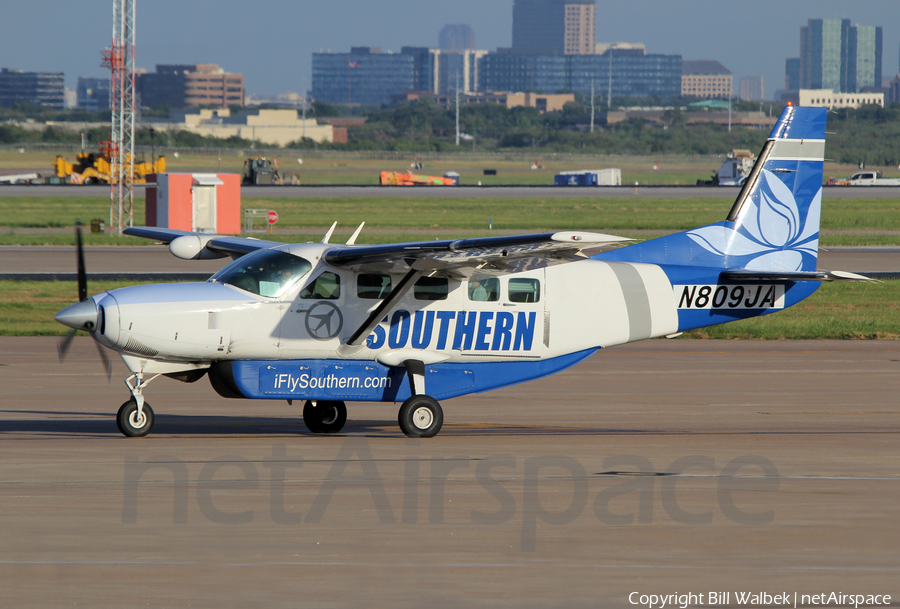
[279,269,348,354]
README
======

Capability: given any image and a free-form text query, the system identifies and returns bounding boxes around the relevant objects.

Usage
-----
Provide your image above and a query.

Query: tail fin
[596,105,827,272]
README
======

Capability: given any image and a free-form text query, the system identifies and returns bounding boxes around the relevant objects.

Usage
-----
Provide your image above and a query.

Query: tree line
[3,99,900,165]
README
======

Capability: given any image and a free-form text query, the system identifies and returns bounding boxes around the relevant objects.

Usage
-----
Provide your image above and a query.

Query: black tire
[398,395,443,438]
[117,399,154,437]
[303,400,347,434]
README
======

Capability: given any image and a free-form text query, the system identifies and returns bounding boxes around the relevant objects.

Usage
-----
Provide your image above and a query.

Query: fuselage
[89,242,680,370]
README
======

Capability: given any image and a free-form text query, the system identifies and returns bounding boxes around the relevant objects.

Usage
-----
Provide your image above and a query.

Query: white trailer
[0,172,39,184]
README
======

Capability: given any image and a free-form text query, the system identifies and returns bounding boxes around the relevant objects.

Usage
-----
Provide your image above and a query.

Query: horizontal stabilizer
[720,269,872,282]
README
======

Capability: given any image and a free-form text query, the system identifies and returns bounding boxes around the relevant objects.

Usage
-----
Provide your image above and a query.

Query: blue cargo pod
[554,168,622,186]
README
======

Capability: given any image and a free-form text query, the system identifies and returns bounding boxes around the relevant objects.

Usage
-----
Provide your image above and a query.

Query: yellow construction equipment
[53,152,165,185]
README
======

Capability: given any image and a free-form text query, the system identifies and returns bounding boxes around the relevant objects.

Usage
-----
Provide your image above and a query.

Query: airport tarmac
[1,337,897,607]
[3,183,900,198]
[2,245,899,275]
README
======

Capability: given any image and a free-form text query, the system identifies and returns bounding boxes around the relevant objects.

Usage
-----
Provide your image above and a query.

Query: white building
[799,89,884,109]
[146,109,335,147]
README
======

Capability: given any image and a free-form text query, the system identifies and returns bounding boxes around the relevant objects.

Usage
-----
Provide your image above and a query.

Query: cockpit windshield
[210,249,312,298]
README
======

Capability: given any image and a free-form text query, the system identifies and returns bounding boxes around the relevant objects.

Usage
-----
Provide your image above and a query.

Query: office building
[144,108,335,146]
[136,64,244,109]
[313,48,415,106]
[785,58,800,91]
[480,49,681,100]
[0,68,65,109]
[800,18,848,91]
[435,49,488,94]
[439,24,475,50]
[681,61,732,99]
[740,76,764,101]
[847,25,882,92]
[800,18,882,93]
[889,75,900,105]
[799,88,883,108]
[512,0,596,55]
[312,47,487,105]
[76,77,110,111]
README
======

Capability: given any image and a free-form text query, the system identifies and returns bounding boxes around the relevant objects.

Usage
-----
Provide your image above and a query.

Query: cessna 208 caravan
[56,106,866,438]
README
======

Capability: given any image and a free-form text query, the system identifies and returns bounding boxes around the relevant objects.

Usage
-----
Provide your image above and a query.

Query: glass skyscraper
[512,0,595,56]
[800,18,883,93]
[848,25,883,91]
[480,50,682,100]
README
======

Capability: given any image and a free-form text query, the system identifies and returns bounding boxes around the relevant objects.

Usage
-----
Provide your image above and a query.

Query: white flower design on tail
[687,170,820,271]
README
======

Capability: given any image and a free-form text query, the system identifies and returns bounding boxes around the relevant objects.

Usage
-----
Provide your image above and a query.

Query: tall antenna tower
[102,0,136,235]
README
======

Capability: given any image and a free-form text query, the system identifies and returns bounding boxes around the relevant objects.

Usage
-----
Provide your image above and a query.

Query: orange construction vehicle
[379,171,457,186]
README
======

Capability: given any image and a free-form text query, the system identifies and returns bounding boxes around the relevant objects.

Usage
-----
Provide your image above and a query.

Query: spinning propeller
[55,221,112,380]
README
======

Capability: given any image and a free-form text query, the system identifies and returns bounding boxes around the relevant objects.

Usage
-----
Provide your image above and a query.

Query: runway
[3,183,900,198]
[1,337,897,607]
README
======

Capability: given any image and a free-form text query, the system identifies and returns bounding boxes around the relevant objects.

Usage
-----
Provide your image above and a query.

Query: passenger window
[468,277,499,302]
[300,272,341,299]
[358,274,392,299]
[414,276,448,301]
[508,278,540,303]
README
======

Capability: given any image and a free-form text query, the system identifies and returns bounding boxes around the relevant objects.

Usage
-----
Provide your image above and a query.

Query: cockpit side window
[210,249,311,298]
[300,271,342,300]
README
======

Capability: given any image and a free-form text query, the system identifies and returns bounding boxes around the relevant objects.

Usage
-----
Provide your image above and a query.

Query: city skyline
[1,0,898,101]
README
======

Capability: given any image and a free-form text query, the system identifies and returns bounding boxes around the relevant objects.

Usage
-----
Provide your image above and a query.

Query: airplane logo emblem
[304,302,343,340]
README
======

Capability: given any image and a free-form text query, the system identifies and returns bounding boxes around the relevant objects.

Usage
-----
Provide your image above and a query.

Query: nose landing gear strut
[118,372,161,437]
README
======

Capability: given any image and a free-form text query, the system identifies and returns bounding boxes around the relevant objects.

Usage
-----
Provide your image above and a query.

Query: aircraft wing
[123,227,281,258]
[323,231,632,276]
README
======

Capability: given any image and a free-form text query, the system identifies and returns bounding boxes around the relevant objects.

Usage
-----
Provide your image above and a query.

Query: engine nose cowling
[55,298,98,332]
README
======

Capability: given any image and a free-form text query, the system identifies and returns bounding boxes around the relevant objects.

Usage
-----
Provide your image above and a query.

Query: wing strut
[345,268,420,347]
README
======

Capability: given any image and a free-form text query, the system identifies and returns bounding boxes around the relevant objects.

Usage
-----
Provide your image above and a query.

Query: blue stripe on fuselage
[228,348,597,402]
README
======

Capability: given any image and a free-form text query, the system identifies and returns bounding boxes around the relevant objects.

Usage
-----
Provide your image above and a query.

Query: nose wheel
[398,395,443,438]
[117,399,155,437]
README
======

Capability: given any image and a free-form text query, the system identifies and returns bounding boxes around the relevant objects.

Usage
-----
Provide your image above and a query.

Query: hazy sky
[2,1,898,101]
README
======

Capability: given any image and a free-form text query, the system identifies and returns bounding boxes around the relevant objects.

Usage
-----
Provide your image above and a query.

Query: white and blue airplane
[56,105,866,438]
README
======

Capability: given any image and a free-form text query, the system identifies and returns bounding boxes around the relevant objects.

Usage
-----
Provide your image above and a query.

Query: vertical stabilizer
[596,106,827,272]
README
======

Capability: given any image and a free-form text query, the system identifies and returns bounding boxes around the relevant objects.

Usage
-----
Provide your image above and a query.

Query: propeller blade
[57,329,77,362]
[76,220,87,302]
[94,339,112,382]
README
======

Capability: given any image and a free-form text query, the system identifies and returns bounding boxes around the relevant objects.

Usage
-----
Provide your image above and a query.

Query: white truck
[698,150,755,186]
[846,171,900,186]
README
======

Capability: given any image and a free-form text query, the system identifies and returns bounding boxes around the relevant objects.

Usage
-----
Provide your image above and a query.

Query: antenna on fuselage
[321,221,337,244]
[346,221,365,245]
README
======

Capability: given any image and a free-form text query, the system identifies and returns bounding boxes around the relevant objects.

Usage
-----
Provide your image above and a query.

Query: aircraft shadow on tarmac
[0,410,650,437]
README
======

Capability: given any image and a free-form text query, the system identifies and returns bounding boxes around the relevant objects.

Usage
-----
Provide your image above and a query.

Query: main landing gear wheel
[398,395,443,438]
[303,400,347,434]
[117,399,155,437]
